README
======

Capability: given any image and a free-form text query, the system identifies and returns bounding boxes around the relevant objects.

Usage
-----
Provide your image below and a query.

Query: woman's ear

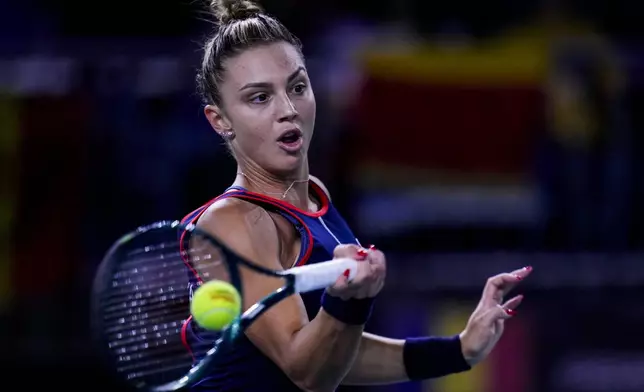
[205,105,234,139]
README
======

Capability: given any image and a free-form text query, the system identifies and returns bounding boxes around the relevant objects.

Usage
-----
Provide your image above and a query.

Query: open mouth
[277,129,303,145]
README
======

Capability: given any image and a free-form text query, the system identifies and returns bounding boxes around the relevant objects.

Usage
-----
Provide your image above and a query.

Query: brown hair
[196,0,303,106]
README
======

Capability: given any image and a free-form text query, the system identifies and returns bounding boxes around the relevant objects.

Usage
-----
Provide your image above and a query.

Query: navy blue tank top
[180,181,361,391]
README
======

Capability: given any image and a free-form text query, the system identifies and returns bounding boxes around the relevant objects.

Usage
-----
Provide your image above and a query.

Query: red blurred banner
[349,39,548,188]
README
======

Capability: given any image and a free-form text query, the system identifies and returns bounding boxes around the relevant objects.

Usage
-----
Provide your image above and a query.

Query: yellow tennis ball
[190,280,242,331]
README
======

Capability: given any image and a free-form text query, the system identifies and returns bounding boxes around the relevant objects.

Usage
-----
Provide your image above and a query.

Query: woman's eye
[292,83,307,94]
[250,93,269,104]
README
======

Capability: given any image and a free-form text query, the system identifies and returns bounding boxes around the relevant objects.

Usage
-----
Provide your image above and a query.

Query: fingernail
[506,309,517,316]
[343,269,350,278]
[368,244,377,251]
[524,266,533,271]
[514,274,523,281]
[356,249,368,258]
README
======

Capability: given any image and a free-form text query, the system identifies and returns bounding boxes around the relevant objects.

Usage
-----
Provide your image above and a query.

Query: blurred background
[1,0,644,390]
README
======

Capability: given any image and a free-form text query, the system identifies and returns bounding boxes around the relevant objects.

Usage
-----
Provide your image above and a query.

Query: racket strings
[105,308,188,337]
[116,341,212,374]
[104,244,223,307]
[102,289,187,318]
[99,238,223,385]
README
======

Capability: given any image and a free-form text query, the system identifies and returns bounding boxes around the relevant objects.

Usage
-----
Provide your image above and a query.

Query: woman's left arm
[342,266,532,385]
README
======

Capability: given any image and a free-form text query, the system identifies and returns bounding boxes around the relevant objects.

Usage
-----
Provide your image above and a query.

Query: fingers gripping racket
[91,220,358,391]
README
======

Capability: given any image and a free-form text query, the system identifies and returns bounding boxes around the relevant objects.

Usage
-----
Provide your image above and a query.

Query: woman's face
[205,41,316,176]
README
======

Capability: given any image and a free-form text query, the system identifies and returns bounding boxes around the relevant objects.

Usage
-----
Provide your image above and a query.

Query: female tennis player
[181,1,532,390]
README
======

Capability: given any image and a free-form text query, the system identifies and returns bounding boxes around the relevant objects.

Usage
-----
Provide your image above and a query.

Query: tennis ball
[190,280,242,331]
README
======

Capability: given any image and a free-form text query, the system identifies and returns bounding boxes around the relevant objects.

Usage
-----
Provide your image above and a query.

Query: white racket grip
[288,258,359,293]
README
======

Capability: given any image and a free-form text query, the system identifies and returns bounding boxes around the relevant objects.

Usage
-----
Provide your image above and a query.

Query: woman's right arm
[196,198,386,392]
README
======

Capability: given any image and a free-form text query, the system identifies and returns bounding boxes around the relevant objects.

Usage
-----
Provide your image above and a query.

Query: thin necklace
[237,172,309,199]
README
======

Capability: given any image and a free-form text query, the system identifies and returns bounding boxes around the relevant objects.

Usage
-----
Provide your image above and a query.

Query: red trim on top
[180,206,203,224]
[181,315,196,362]
[234,180,329,218]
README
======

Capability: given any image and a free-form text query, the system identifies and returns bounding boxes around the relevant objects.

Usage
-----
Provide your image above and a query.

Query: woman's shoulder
[199,196,273,233]
[196,196,282,264]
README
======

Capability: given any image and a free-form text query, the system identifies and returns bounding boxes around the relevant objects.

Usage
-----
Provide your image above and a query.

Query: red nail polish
[343,269,350,278]
[524,266,532,271]
[368,244,376,251]
[506,309,517,316]
[357,249,368,258]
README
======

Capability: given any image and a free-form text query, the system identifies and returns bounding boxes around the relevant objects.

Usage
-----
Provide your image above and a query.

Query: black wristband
[321,292,375,325]
[403,335,471,380]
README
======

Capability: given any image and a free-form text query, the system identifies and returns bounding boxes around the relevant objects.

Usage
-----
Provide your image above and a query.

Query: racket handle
[288,258,359,293]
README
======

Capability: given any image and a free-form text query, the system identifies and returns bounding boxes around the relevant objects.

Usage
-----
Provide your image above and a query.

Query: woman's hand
[327,244,386,300]
[459,266,533,366]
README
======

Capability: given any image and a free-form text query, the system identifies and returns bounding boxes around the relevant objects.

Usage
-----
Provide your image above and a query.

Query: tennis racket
[91,220,358,391]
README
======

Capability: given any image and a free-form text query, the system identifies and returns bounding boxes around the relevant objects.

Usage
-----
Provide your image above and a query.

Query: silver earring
[221,130,235,140]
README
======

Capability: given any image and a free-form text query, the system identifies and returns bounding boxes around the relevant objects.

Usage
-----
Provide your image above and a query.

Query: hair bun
[211,0,263,24]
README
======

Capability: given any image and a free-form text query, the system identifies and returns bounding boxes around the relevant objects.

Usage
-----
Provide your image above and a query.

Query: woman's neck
[234,165,312,211]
